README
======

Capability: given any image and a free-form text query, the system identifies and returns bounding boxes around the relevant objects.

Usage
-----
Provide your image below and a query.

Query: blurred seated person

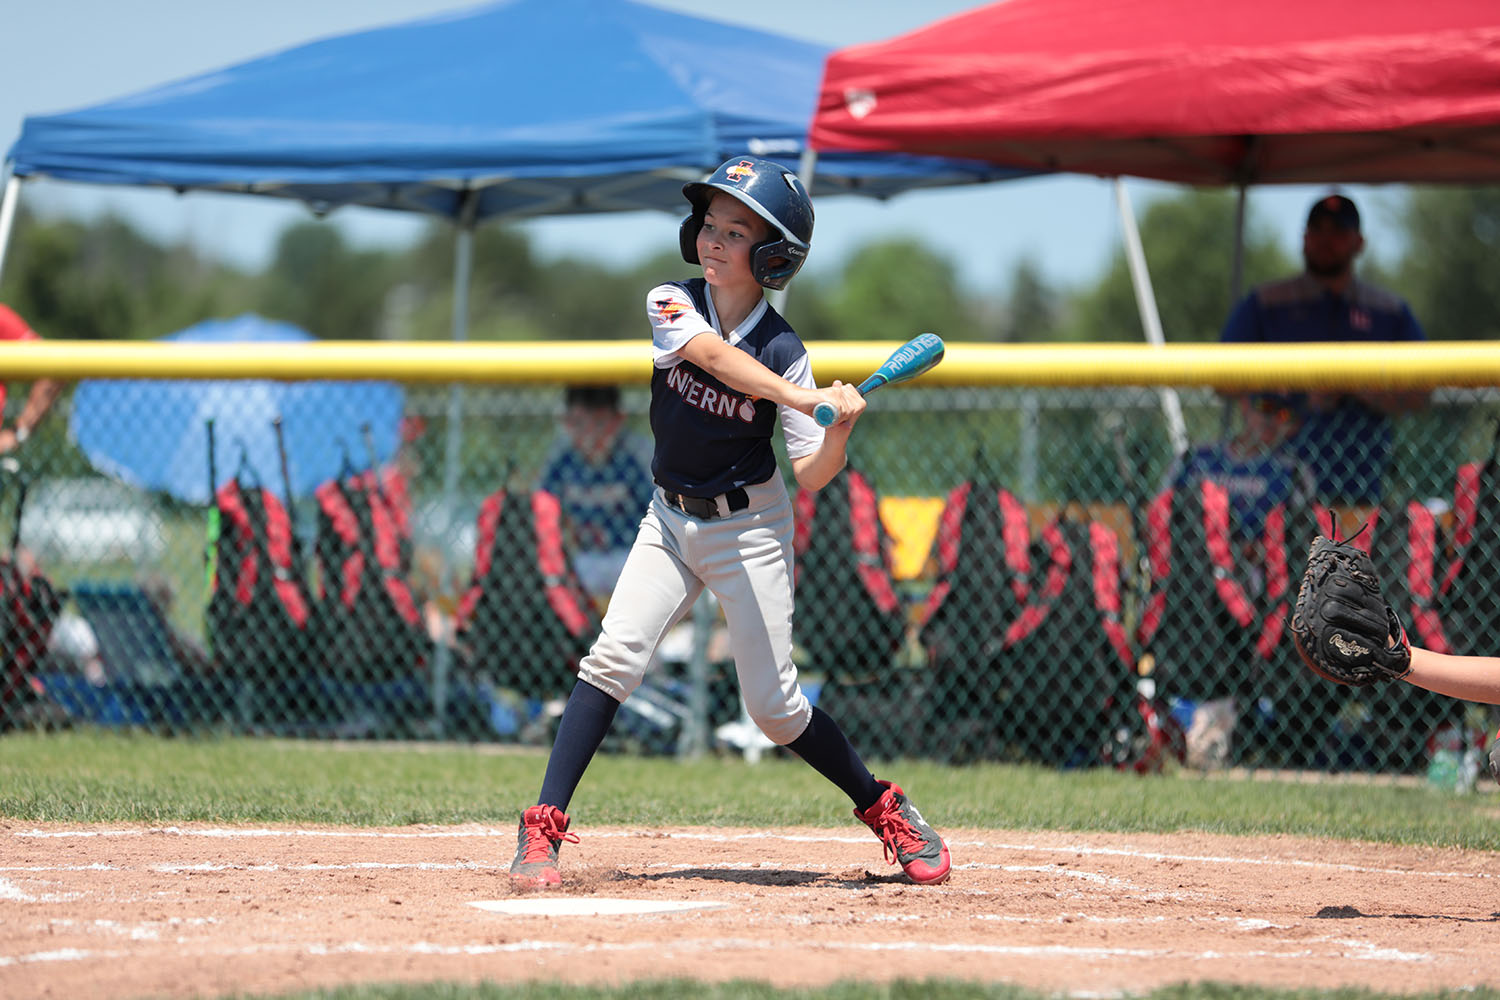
[1167,392,1316,563]
[538,385,654,602]
[140,573,213,675]
[0,303,62,455]
[1218,194,1428,505]
[47,608,106,686]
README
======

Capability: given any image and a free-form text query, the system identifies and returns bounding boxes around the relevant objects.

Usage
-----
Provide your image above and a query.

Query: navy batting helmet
[680,156,814,291]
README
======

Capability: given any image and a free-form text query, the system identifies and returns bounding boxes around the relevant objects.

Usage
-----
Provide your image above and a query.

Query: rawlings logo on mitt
[1291,534,1412,687]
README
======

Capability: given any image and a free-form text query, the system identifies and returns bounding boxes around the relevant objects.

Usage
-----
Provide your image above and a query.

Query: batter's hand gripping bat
[813,332,946,427]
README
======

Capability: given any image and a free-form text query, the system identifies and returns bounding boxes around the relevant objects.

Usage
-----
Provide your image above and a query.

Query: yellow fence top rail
[2,339,1496,390]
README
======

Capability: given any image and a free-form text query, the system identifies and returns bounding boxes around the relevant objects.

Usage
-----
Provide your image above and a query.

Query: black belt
[661,487,749,520]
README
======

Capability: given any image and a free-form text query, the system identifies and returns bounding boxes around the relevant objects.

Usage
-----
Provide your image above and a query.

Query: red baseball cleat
[509,804,579,887]
[855,780,952,885]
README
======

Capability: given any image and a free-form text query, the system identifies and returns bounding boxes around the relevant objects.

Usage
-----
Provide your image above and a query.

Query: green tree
[258,222,396,340]
[1396,186,1500,340]
[1,207,253,341]
[1058,189,1293,343]
[1002,256,1057,341]
[826,238,976,342]
[395,219,645,341]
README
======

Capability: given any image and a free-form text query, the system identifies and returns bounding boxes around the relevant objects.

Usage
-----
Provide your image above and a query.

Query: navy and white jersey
[538,428,655,552]
[1168,444,1315,544]
[646,278,823,497]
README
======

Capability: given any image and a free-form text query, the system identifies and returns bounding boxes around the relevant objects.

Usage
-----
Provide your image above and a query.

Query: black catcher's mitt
[1291,534,1412,687]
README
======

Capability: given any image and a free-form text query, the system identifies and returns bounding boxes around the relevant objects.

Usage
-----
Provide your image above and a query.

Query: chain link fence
[3,377,1496,780]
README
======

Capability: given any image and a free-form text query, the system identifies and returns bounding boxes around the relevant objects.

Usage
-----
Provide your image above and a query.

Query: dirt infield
[4,820,1499,998]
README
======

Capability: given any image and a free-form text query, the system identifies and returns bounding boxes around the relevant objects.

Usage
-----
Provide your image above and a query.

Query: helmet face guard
[680,156,814,291]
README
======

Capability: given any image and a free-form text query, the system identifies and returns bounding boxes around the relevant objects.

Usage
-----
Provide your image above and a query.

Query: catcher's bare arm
[1404,648,1500,705]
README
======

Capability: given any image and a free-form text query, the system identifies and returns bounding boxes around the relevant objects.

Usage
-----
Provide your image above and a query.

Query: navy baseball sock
[537,679,620,812]
[786,706,885,812]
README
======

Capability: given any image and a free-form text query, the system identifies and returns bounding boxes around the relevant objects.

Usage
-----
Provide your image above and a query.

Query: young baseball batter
[509,156,951,888]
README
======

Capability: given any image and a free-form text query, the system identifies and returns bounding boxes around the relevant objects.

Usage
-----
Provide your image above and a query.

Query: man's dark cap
[1249,391,1299,409]
[1247,391,1304,419]
[1306,194,1360,231]
[565,384,621,410]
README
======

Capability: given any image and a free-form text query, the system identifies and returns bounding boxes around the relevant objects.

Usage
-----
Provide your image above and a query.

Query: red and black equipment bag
[206,476,313,699]
[792,464,907,757]
[453,486,599,696]
[0,462,62,730]
[311,467,427,685]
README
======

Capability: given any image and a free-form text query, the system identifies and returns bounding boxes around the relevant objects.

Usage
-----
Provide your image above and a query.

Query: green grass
[3,730,1498,851]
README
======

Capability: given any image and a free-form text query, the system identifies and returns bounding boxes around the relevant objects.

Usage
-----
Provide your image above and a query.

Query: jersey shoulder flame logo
[653,296,687,324]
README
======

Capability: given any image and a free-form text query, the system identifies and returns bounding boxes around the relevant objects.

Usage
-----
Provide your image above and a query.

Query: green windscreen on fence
[2,379,1495,782]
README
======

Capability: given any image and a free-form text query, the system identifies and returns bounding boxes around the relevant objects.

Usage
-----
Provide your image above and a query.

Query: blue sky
[3,0,1407,302]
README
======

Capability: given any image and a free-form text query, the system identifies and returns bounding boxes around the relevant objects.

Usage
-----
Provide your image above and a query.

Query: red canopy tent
[810,0,1500,186]
[811,0,1500,454]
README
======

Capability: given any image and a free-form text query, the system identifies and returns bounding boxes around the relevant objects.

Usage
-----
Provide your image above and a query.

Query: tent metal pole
[765,148,819,314]
[432,189,479,736]
[1231,184,1247,303]
[1113,177,1188,457]
[0,167,21,287]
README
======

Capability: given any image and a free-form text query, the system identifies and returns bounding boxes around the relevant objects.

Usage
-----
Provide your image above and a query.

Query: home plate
[471,898,729,916]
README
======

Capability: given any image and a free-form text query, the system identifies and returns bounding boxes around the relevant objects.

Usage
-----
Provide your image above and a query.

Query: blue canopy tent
[0,0,1019,511]
[2,0,1015,234]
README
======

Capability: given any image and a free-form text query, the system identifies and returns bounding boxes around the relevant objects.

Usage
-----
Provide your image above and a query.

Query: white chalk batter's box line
[10,827,1493,882]
[0,857,1402,904]
[0,933,1435,969]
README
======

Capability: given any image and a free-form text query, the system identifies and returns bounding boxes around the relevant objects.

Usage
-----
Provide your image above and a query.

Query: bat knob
[813,401,838,427]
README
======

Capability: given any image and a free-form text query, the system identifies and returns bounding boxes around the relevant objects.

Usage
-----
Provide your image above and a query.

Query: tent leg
[1231,184,1247,303]
[765,149,819,314]
[0,167,21,288]
[432,197,478,737]
[1113,178,1188,458]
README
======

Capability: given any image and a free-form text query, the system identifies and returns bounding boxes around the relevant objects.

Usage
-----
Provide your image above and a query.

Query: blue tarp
[6,0,1020,221]
[70,315,406,502]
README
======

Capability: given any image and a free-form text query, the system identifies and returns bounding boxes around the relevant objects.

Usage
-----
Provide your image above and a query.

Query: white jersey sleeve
[779,352,825,460]
[647,284,715,366]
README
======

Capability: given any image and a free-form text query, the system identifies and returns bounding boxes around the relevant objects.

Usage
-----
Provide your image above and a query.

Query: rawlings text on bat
[813,332,946,427]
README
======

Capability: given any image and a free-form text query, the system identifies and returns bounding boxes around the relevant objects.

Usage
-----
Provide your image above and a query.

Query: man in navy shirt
[1220,194,1428,504]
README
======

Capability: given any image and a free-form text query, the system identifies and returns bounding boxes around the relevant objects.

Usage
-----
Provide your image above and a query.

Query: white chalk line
[10,826,514,840]
[150,861,501,873]
[0,876,82,903]
[12,825,1489,884]
[32,917,219,941]
[0,934,1435,969]
[973,839,1499,882]
[0,877,36,902]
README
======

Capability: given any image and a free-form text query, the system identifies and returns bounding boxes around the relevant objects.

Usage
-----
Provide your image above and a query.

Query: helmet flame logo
[724,160,757,183]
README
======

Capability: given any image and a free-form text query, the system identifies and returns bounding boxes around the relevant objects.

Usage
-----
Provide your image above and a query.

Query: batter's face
[697,192,768,291]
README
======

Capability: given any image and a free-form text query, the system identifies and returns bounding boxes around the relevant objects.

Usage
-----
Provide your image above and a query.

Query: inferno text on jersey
[665,363,758,423]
